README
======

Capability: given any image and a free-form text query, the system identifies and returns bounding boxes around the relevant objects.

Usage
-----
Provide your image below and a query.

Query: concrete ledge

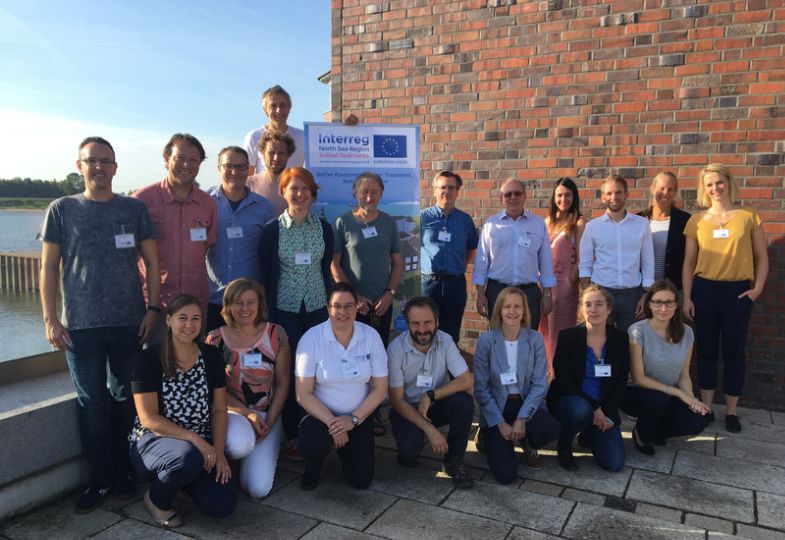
[0,458,87,520]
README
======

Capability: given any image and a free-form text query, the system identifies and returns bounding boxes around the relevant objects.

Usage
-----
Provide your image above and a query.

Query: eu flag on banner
[373,135,407,158]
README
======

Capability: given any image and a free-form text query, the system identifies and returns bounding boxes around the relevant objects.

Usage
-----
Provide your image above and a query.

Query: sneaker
[286,438,303,462]
[113,473,136,500]
[442,458,474,489]
[397,454,419,468]
[74,483,111,514]
[522,440,543,470]
[725,414,742,433]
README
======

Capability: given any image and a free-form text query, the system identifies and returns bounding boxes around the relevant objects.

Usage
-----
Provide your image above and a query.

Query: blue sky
[0,0,331,192]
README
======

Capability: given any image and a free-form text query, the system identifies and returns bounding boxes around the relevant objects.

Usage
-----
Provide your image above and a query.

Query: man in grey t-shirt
[387,297,474,488]
[40,136,160,514]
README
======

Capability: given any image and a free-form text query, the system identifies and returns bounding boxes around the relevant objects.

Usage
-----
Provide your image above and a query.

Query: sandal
[144,489,182,529]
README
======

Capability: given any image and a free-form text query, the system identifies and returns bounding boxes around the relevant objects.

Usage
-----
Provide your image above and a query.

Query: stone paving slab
[300,522,385,539]
[368,451,456,504]
[1,495,121,540]
[736,523,785,540]
[178,499,316,540]
[716,437,785,468]
[658,433,716,456]
[621,439,677,473]
[262,479,396,531]
[772,412,785,426]
[507,527,562,540]
[519,479,562,497]
[522,457,632,497]
[90,519,188,539]
[441,480,574,535]
[627,469,754,522]
[561,488,605,506]
[709,406,772,426]
[707,421,785,445]
[684,513,734,535]
[636,502,683,523]
[366,498,512,540]
[562,503,706,540]
[672,450,785,496]
[757,492,785,531]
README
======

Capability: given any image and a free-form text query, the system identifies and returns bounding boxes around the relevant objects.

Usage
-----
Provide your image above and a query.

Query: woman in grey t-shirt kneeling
[622,280,711,455]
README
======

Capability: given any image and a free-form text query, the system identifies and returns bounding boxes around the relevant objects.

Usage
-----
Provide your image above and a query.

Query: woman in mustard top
[682,164,768,433]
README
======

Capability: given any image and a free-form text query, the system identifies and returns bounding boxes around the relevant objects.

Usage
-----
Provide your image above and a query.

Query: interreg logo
[373,135,407,158]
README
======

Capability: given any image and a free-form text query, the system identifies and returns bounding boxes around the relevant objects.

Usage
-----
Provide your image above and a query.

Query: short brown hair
[163,133,205,161]
[221,279,267,327]
[259,131,296,156]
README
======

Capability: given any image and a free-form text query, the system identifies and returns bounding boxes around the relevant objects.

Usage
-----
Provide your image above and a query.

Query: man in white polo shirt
[387,296,474,489]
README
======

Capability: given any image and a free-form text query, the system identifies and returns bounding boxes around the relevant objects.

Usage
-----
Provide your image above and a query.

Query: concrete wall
[330,0,785,409]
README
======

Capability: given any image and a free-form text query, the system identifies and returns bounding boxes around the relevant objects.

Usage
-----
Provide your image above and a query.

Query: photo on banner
[304,122,421,336]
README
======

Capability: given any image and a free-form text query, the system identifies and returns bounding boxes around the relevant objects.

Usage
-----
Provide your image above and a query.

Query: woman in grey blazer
[474,286,561,484]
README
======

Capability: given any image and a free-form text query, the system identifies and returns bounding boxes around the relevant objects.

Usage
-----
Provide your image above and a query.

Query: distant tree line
[0,173,84,198]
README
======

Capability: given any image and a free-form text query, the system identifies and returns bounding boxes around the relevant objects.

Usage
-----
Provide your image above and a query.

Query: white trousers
[225,410,282,498]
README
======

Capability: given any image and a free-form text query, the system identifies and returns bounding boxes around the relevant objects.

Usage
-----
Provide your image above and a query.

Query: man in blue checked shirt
[473,179,556,331]
[420,171,479,343]
[205,146,274,331]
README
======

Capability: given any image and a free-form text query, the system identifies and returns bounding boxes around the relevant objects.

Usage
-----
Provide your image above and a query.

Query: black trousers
[298,414,375,489]
[481,397,561,484]
[622,386,709,444]
[389,391,474,462]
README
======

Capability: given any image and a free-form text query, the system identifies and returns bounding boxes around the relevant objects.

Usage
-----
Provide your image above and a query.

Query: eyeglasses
[80,158,115,167]
[220,164,249,172]
[650,300,677,309]
[329,302,357,312]
[502,191,524,198]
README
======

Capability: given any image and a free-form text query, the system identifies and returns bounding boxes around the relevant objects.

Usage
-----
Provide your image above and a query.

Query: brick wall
[330,0,785,410]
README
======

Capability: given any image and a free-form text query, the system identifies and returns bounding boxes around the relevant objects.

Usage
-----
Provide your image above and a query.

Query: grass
[0,198,54,209]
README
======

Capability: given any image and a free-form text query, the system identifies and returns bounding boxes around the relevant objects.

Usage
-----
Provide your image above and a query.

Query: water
[0,209,49,361]
[0,209,44,252]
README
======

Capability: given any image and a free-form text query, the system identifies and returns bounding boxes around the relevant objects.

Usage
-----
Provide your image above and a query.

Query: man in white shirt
[579,174,655,331]
[473,179,556,330]
[387,297,474,488]
[243,85,305,175]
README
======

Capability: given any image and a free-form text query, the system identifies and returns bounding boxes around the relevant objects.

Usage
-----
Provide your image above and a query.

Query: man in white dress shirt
[579,174,655,331]
[473,179,556,331]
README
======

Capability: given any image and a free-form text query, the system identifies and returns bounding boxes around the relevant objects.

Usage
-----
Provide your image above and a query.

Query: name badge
[190,227,207,242]
[226,226,243,239]
[416,374,434,388]
[500,371,518,385]
[362,226,378,239]
[594,364,612,377]
[517,236,532,248]
[295,252,312,265]
[114,233,135,249]
[341,360,360,379]
[713,228,729,239]
[242,353,262,368]
[438,230,452,242]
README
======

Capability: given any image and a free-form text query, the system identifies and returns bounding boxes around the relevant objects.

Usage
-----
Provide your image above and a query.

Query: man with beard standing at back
[133,133,217,340]
[386,296,475,488]
[246,131,295,216]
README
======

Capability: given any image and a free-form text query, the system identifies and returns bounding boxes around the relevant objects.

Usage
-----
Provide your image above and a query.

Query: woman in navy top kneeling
[547,285,629,472]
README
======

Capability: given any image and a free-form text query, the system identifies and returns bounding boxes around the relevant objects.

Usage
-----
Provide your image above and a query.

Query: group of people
[40,82,767,526]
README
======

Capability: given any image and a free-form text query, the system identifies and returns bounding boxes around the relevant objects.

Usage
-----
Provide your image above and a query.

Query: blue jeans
[421,275,467,343]
[274,305,328,440]
[131,433,236,518]
[622,386,709,444]
[554,395,625,472]
[65,325,140,486]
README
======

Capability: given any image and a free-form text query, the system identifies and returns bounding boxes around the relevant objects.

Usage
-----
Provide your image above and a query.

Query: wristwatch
[426,389,436,402]
[351,415,362,426]
[146,305,163,314]
[385,288,396,296]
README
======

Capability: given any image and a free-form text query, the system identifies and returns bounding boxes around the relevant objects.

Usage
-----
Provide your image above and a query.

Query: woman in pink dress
[541,178,586,378]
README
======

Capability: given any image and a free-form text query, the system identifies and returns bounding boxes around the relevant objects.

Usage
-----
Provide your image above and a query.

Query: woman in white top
[622,280,710,456]
[295,282,388,490]
[473,286,560,484]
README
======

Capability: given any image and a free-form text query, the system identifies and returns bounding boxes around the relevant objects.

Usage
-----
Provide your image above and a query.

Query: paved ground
[3,403,785,540]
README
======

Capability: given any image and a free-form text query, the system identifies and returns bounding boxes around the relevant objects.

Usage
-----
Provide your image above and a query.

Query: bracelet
[427,389,436,402]
[147,305,163,314]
